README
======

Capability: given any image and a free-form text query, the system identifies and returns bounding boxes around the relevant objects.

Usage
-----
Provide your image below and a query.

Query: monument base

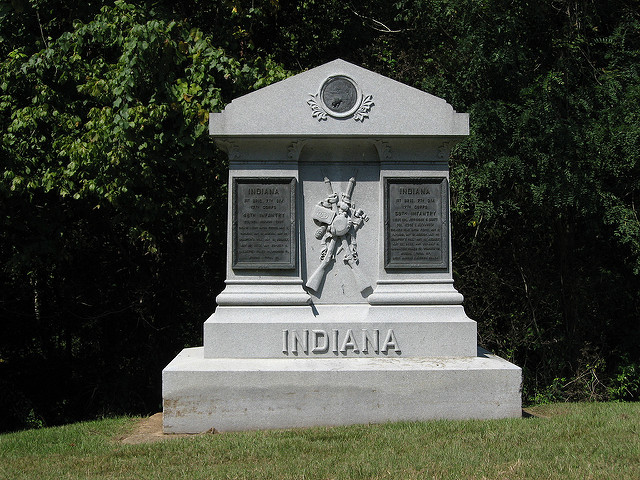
[162,347,522,433]
[204,304,478,358]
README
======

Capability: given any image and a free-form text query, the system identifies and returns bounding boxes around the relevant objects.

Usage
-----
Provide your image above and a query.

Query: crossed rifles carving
[306,177,370,293]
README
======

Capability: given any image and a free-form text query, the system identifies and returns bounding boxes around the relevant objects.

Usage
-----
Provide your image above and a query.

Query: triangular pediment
[209,59,468,138]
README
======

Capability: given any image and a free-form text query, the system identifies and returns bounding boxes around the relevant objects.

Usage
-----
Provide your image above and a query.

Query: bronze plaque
[321,76,358,114]
[232,177,296,270]
[384,178,449,269]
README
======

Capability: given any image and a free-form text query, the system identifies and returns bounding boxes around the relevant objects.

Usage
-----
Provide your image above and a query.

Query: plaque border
[384,177,449,270]
[232,177,297,270]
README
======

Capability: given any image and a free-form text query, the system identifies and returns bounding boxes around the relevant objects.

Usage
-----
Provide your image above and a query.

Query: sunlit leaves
[0,1,288,216]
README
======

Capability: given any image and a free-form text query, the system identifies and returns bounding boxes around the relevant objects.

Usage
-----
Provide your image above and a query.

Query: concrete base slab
[162,347,522,433]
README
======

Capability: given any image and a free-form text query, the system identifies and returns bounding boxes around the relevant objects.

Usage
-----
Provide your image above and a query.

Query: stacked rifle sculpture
[306,177,370,293]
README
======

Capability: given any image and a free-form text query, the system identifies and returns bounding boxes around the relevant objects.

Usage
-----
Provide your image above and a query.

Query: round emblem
[320,76,362,118]
[331,214,351,236]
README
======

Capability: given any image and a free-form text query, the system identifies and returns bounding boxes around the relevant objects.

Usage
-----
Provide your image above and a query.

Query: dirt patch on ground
[118,413,215,444]
[521,407,542,418]
[119,410,542,443]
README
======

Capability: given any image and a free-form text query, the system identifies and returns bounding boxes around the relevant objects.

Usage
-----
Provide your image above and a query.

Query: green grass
[1,403,639,479]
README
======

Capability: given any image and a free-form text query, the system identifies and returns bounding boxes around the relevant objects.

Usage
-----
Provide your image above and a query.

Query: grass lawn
[1,402,638,479]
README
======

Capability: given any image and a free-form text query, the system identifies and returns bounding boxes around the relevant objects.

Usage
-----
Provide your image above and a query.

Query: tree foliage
[1,0,639,431]
[0,0,288,431]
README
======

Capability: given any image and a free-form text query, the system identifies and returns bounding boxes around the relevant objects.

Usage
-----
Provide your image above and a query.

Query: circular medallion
[331,214,351,236]
[320,76,362,118]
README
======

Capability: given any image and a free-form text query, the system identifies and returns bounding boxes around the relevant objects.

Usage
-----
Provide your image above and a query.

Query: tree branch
[35,9,48,49]
[349,7,403,34]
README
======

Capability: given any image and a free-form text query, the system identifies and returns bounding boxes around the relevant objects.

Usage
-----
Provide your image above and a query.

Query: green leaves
[443,2,640,404]
[0,1,294,430]
[0,1,289,215]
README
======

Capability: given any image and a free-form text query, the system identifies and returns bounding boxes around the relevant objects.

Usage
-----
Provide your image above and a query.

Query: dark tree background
[1,0,639,431]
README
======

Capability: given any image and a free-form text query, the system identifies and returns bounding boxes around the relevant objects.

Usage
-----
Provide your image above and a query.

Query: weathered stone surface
[163,348,522,433]
[203,305,477,358]
[209,59,469,138]
[162,59,521,433]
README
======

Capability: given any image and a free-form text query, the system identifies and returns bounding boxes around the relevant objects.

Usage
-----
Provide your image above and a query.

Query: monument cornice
[210,59,469,139]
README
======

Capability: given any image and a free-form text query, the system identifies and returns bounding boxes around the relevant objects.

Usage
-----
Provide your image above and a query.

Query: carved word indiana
[282,328,400,355]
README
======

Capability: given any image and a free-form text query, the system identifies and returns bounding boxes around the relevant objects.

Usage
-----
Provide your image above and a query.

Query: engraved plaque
[232,177,296,269]
[384,178,449,269]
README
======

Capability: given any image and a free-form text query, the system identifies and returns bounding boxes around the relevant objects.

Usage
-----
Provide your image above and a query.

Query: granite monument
[162,59,522,433]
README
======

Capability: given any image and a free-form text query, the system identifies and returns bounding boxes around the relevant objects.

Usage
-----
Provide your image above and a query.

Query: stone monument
[162,59,521,433]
